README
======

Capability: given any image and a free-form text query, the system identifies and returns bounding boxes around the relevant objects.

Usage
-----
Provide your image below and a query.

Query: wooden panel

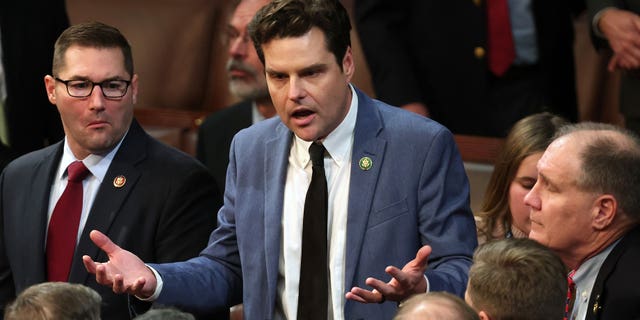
[134,108,210,156]
[454,134,504,164]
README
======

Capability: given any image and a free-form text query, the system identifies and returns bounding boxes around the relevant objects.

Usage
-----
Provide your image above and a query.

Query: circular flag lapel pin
[113,175,126,188]
[359,156,373,171]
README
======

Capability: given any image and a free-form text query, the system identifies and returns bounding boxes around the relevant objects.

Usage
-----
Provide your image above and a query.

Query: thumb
[89,230,120,256]
[413,245,432,269]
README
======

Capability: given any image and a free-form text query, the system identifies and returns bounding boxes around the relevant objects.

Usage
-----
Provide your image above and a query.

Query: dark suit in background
[0,120,221,319]
[586,226,640,320]
[196,100,252,203]
[0,0,68,157]
[355,0,583,137]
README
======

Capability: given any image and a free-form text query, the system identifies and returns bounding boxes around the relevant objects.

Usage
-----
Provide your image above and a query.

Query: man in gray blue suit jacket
[83,0,477,319]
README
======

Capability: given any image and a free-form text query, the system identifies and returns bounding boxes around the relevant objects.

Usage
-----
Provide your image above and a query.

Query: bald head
[394,292,479,320]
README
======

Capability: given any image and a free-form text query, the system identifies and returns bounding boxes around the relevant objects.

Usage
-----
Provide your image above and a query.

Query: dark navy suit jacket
[0,120,220,319]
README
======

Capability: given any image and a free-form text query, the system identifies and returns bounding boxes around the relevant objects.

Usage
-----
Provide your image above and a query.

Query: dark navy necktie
[297,142,328,319]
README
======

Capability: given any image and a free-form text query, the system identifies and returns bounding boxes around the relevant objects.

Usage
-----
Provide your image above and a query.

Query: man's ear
[44,75,57,104]
[478,310,492,320]
[592,194,617,230]
[342,46,354,82]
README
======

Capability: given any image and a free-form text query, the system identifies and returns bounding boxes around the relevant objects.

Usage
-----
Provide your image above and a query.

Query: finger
[345,291,367,303]
[385,265,408,284]
[130,278,148,296]
[347,286,383,303]
[608,55,620,72]
[89,230,121,256]
[625,54,640,69]
[82,255,98,274]
[112,274,122,292]
[94,264,112,286]
[364,277,390,290]
[414,245,432,267]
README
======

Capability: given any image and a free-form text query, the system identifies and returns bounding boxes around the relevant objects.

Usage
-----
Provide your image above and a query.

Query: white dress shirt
[275,85,358,320]
[47,134,125,245]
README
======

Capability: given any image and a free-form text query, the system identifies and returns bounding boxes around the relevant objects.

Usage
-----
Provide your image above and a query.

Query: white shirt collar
[57,130,128,183]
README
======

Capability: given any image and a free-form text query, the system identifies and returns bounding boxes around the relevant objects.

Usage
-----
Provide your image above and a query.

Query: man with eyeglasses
[0,21,223,319]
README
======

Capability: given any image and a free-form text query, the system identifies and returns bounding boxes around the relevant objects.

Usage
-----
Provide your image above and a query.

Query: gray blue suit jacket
[152,88,477,319]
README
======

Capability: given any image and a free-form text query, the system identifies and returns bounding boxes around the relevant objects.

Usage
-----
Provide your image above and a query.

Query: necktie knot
[309,142,326,168]
[67,161,90,182]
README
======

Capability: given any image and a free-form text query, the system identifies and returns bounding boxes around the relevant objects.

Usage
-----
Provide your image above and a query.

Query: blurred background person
[587,1,640,137]
[354,0,584,137]
[197,0,275,203]
[4,282,101,320]
[475,112,568,243]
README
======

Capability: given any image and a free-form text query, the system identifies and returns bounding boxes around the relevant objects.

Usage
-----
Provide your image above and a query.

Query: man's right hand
[82,230,157,298]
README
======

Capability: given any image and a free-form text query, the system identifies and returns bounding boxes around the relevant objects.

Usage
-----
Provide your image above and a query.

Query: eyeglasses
[54,77,131,98]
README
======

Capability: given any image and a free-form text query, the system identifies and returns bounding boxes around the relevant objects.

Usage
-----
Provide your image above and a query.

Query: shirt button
[474,46,486,59]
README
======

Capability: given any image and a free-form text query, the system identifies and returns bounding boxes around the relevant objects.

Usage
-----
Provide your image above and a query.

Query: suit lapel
[70,121,145,283]
[21,144,64,283]
[344,89,386,289]
[263,122,292,309]
[586,226,640,319]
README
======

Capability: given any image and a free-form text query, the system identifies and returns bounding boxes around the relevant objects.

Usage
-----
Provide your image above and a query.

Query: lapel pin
[113,175,126,188]
[359,156,373,171]
[593,294,601,315]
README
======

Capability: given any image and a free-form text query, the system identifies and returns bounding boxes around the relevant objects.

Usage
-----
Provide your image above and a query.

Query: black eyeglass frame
[54,77,132,98]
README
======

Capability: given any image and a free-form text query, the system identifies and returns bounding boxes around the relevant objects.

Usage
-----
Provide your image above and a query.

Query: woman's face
[508,152,543,235]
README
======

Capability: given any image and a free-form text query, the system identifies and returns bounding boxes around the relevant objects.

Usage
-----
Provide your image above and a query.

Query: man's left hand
[345,245,431,303]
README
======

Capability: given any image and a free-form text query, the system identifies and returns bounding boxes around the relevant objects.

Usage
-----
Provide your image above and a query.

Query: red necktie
[46,161,90,281]
[487,0,516,76]
[564,269,576,320]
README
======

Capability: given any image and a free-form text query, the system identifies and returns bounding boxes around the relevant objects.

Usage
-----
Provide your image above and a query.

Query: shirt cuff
[592,7,616,38]
[135,265,164,301]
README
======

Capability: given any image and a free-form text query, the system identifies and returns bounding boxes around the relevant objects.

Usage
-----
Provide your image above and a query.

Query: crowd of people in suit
[1,0,640,319]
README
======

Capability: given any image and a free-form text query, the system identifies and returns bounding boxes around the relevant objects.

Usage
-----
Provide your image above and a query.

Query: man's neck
[567,224,633,270]
[255,96,276,119]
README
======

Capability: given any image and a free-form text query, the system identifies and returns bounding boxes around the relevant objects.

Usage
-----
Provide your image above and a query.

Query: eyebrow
[266,63,328,75]
[538,172,557,190]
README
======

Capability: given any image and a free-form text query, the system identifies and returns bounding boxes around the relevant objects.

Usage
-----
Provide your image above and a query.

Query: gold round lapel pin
[113,175,126,188]
[359,156,373,171]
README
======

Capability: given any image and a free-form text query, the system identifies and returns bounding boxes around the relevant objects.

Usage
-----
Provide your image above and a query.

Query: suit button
[473,0,482,6]
[474,46,486,59]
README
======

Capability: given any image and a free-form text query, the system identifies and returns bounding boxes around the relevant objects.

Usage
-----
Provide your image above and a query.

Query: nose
[287,77,306,101]
[228,36,249,58]
[524,182,540,211]
[88,84,106,110]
